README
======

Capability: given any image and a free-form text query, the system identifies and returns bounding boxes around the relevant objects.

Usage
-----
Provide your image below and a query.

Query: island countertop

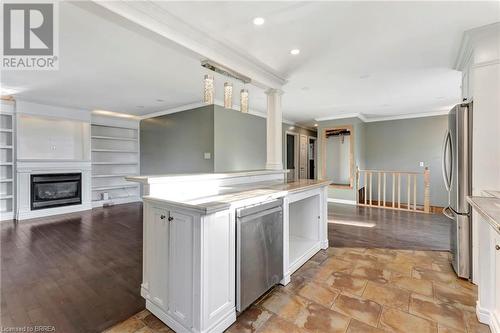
[126,169,288,184]
[467,196,500,234]
[143,179,331,214]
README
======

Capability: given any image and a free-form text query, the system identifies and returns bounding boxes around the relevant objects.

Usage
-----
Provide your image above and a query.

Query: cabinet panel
[495,232,500,321]
[168,210,194,328]
[150,206,170,311]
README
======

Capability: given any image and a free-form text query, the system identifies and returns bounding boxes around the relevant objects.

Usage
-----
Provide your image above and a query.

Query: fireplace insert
[31,173,82,210]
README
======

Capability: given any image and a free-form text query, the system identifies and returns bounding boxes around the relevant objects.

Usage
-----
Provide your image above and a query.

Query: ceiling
[1,1,499,123]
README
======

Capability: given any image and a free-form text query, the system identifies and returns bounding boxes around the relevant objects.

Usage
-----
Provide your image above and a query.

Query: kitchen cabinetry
[142,199,235,333]
[474,207,500,333]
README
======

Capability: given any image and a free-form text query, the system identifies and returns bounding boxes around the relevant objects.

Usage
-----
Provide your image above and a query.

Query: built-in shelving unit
[0,100,15,221]
[91,122,140,208]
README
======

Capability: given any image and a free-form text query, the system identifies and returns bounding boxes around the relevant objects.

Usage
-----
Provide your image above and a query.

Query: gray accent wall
[140,105,214,175]
[213,105,266,172]
[364,115,448,207]
[317,115,448,207]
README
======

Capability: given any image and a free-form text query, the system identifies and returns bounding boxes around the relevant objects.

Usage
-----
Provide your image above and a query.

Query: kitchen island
[127,170,330,333]
[468,192,500,333]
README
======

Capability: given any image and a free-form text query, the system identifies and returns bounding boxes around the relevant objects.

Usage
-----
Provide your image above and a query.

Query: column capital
[265,88,284,96]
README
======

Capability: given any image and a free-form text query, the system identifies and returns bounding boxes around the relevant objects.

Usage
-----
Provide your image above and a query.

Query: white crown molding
[455,22,500,70]
[139,99,296,125]
[315,113,368,122]
[363,110,449,122]
[315,110,449,123]
[92,1,286,89]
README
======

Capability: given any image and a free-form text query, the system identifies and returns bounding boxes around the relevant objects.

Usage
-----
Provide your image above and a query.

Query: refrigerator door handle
[441,130,452,192]
[443,206,455,220]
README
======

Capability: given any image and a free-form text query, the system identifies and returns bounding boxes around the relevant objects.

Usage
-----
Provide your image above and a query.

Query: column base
[265,162,283,170]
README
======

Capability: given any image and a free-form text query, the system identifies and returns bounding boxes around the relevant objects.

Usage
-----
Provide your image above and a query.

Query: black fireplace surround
[31,173,82,210]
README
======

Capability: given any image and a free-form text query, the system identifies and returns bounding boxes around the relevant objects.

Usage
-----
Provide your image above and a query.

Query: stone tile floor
[104,247,490,333]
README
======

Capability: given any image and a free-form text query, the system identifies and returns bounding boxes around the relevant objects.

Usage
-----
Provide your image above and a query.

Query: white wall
[16,100,91,161]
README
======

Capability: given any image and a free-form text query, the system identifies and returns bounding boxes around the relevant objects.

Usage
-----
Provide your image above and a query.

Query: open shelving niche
[0,100,15,221]
[91,119,140,208]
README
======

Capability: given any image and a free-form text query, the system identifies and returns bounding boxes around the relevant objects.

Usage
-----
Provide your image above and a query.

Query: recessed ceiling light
[253,17,265,26]
[289,126,295,130]
[290,49,300,55]
[156,99,164,102]
[314,123,318,127]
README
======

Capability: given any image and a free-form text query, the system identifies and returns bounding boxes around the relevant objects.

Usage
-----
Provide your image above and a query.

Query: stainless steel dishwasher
[236,199,283,312]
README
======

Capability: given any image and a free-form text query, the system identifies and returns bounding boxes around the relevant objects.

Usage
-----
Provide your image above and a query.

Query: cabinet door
[148,207,170,311]
[168,210,195,328]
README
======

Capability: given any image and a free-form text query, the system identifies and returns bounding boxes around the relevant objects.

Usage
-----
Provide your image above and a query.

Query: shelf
[92,174,131,178]
[0,163,13,166]
[92,149,138,153]
[289,235,318,266]
[91,135,137,141]
[0,195,13,200]
[0,128,12,133]
[0,145,13,149]
[0,179,13,182]
[92,162,138,165]
[92,184,139,191]
[91,124,137,130]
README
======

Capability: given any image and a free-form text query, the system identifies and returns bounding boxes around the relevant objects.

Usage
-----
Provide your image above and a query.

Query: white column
[265,88,283,170]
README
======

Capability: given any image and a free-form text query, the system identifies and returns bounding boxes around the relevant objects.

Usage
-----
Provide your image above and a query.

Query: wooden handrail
[355,166,431,213]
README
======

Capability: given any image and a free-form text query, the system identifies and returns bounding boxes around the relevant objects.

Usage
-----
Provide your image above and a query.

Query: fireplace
[31,173,82,210]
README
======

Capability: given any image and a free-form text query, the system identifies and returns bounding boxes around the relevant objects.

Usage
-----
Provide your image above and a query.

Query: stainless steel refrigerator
[442,102,472,279]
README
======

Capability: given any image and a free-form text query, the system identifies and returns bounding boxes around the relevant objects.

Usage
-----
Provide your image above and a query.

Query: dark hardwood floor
[328,203,451,251]
[1,203,144,333]
[1,202,450,333]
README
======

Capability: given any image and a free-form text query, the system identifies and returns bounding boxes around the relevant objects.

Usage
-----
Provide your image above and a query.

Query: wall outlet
[419,161,424,167]
[204,152,211,160]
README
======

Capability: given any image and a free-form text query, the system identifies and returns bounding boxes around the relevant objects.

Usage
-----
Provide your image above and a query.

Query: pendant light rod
[201,59,251,84]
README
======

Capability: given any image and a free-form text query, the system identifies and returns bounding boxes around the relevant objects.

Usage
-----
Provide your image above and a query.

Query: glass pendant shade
[224,82,233,109]
[203,74,214,104]
[240,89,249,113]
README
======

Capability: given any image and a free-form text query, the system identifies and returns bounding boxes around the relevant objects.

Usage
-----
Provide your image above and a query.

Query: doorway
[308,137,316,179]
[286,132,298,181]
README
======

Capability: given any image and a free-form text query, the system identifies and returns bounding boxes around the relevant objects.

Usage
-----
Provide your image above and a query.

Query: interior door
[299,134,308,179]
[150,206,170,311]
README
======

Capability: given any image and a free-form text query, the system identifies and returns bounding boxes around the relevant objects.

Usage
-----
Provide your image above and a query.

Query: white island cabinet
[468,194,500,333]
[142,199,234,333]
[127,170,330,333]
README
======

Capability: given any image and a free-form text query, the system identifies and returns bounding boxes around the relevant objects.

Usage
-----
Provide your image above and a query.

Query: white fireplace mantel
[16,160,92,220]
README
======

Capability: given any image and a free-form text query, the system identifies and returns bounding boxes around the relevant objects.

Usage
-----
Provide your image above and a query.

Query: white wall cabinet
[142,199,235,333]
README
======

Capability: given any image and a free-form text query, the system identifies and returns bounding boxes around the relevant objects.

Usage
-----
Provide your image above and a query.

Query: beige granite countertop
[126,169,287,184]
[143,179,331,214]
[483,190,500,199]
[468,196,500,234]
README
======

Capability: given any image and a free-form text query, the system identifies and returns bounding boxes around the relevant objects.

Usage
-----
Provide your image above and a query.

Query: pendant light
[224,82,233,109]
[203,74,214,104]
[240,88,249,113]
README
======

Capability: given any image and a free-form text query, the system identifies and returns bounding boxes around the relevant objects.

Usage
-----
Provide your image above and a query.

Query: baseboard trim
[327,198,357,205]
[16,203,92,221]
[476,301,499,333]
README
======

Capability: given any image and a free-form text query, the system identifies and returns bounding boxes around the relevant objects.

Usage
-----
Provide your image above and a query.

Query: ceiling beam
[92,1,287,89]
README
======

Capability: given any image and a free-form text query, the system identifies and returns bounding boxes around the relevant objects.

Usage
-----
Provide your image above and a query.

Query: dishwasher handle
[237,206,282,223]
[237,199,282,218]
